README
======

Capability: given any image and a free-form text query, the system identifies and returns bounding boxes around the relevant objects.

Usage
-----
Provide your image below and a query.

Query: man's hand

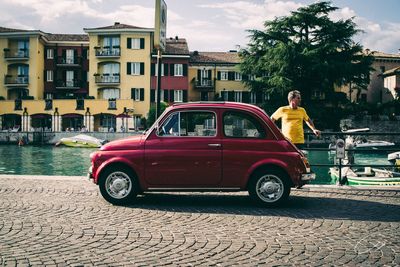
[313,129,321,137]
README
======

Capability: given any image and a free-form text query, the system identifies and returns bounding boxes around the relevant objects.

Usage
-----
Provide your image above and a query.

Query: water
[0,145,391,184]
[0,145,97,176]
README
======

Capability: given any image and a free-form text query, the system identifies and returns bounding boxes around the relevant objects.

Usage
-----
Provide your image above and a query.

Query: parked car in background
[88,102,315,207]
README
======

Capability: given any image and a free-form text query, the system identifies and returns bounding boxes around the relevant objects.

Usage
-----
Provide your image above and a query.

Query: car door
[144,109,222,187]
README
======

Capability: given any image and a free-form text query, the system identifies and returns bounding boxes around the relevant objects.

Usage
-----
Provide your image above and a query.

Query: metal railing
[304,131,400,185]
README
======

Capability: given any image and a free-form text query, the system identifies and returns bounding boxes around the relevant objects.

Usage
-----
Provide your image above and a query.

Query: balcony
[56,57,81,66]
[94,46,120,58]
[55,80,81,89]
[193,79,215,91]
[4,75,29,87]
[4,49,29,60]
[95,74,120,85]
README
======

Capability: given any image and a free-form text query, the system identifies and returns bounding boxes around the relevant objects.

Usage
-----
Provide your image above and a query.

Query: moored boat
[55,134,105,148]
[329,166,400,186]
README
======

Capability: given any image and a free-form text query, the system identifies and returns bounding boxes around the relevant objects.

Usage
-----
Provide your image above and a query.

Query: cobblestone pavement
[0,175,399,266]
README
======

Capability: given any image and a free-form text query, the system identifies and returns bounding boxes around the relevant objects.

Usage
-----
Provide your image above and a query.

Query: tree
[146,102,169,128]
[239,1,373,105]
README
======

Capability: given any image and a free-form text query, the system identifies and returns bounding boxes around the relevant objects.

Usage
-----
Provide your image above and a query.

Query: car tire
[99,167,139,205]
[248,169,291,207]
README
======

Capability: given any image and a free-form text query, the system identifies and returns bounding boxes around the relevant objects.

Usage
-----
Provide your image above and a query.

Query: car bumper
[301,172,316,181]
[87,166,94,181]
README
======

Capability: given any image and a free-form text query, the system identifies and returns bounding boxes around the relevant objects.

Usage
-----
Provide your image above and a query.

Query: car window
[159,111,216,137]
[223,111,266,138]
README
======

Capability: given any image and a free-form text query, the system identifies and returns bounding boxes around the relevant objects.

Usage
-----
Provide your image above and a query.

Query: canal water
[0,145,390,184]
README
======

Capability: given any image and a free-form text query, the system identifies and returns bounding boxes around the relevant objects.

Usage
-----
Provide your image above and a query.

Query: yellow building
[0,23,155,132]
[188,51,257,103]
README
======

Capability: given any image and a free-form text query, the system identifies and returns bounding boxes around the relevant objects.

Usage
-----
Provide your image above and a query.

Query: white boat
[329,166,400,186]
[55,134,105,148]
[329,128,395,152]
[388,151,400,165]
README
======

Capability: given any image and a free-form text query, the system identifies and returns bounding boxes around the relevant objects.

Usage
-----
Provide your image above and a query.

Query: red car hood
[100,135,144,151]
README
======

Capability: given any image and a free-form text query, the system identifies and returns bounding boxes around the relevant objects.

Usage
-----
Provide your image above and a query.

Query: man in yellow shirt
[271,90,321,148]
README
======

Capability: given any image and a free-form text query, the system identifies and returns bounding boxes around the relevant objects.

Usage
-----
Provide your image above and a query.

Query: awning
[31,113,51,119]
[62,113,83,118]
[116,113,131,118]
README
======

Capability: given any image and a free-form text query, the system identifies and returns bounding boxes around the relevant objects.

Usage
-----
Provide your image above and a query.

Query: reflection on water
[0,145,97,176]
[0,145,391,184]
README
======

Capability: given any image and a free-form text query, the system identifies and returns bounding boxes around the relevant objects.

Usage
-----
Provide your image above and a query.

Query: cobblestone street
[0,175,399,266]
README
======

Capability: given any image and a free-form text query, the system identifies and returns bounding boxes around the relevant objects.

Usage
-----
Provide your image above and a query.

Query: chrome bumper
[301,172,316,181]
[87,166,93,181]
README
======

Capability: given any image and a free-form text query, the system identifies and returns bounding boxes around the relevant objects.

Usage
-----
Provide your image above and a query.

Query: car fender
[94,156,143,185]
[242,158,292,188]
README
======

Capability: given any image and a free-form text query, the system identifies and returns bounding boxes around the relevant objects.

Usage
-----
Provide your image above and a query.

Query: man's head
[288,90,301,108]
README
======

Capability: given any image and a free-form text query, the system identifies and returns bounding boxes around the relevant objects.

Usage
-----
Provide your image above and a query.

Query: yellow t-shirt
[271,106,310,144]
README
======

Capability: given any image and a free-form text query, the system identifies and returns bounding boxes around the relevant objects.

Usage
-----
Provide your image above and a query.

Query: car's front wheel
[248,169,291,207]
[99,167,139,205]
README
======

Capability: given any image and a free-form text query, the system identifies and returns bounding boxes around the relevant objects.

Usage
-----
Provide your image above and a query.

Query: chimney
[114,22,120,26]
[175,36,178,41]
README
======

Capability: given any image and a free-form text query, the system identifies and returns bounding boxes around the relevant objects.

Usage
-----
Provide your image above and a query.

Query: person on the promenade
[271,90,321,149]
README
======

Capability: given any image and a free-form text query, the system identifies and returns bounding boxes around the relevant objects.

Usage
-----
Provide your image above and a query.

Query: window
[250,92,257,104]
[46,49,54,59]
[234,91,242,102]
[103,88,120,99]
[131,88,144,101]
[108,99,117,110]
[66,71,74,87]
[235,72,242,81]
[127,38,144,49]
[223,111,265,138]
[155,63,164,76]
[66,49,74,64]
[159,111,216,137]
[174,90,183,102]
[221,71,228,81]
[127,62,144,75]
[46,70,53,82]
[174,64,183,76]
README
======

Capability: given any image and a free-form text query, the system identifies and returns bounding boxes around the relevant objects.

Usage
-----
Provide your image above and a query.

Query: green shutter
[127,63,131,75]
[140,88,144,101]
[127,38,131,49]
[140,63,144,75]
[140,38,145,49]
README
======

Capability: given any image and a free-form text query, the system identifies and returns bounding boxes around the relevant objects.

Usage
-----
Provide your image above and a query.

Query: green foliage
[146,102,169,128]
[240,1,373,105]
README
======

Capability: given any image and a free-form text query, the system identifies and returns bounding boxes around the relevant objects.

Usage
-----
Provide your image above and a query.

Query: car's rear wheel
[99,167,138,205]
[248,169,291,207]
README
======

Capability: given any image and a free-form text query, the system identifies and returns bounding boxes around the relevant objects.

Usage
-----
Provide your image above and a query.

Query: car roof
[171,101,266,113]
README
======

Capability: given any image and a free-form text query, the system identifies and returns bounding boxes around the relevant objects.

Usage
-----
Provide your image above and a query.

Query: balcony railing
[94,47,120,57]
[95,74,120,84]
[194,79,214,89]
[55,80,81,89]
[56,57,81,66]
[4,49,29,60]
[4,75,29,86]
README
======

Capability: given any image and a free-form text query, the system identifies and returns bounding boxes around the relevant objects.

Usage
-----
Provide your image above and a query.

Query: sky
[1,0,400,54]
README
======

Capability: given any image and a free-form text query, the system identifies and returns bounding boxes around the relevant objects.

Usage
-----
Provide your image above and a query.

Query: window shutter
[183,64,188,76]
[208,70,212,79]
[242,74,248,81]
[131,88,135,99]
[140,88,144,101]
[228,91,234,101]
[170,64,175,76]
[242,92,250,103]
[140,38,145,49]
[197,69,201,79]
[140,63,144,75]
[127,38,131,49]
[163,90,169,102]
[127,63,131,75]
[183,90,188,102]
[228,72,234,81]
[151,63,155,76]
[256,92,263,104]
[217,71,221,80]
[150,89,155,102]
[169,90,175,102]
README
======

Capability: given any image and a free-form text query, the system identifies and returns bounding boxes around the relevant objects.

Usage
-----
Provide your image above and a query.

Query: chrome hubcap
[256,174,284,202]
[105,172,132,199]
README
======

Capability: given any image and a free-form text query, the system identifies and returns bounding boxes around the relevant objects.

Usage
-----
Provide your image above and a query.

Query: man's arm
[305,118,321,137]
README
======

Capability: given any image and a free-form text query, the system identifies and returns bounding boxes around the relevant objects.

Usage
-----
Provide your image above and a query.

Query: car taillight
[301,156,311,173]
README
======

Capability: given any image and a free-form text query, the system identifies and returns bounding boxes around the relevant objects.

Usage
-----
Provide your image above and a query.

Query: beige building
[188,51,259,103]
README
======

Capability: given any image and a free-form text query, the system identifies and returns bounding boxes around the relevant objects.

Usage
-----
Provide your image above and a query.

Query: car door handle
[208,143,221,147]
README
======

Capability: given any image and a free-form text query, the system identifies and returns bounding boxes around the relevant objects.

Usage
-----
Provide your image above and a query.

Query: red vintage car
[88,102,315,206]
